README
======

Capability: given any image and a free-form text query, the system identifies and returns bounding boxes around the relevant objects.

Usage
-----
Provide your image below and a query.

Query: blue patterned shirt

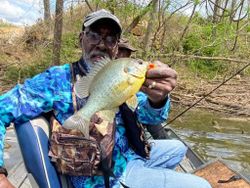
[0,63,170,187]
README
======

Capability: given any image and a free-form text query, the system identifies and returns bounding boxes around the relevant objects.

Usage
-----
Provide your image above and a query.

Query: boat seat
[14,116,73,188]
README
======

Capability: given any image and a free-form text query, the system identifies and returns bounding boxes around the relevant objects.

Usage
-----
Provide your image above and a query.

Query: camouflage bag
[48,113,115,176]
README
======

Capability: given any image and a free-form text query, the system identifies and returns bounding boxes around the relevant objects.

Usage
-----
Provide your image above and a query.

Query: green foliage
[192,13,208,25]
[65,16,83,33]
[60,32,81,63]
[246,25,250,32]
[121,2,136,14]
[182,22,236,57]
[182,22,233,78]
[183,34,219,56]
[186,60,227,79]
[193,0,200,5]
[183,34,202,53]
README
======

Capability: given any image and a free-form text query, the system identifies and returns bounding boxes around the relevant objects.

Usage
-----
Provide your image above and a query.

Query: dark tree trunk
[143,0,158,56]
[52,0,64,65]
[231,0,245,51]
[229,0,237,23]
[220,0,229,21]
[43,0,51,35]
[85,0,93,11]
[43,0,51,22]
[212,0,221,24]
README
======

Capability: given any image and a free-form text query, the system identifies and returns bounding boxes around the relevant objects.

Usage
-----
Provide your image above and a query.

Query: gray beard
[83,55,94,72]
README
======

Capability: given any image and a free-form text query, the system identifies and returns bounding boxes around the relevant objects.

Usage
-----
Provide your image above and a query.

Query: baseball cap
[83,9,122,35]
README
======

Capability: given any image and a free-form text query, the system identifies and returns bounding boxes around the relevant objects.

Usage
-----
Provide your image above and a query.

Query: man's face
[117,48,132,58]
[80,22,119,64]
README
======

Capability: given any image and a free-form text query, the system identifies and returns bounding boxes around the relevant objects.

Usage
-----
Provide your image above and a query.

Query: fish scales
[63,58,148,137]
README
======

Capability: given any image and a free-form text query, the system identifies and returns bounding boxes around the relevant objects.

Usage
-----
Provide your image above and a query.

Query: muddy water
[169,108,250,178]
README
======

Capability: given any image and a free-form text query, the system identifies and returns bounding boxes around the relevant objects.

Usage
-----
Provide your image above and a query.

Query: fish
[63,58,149,138]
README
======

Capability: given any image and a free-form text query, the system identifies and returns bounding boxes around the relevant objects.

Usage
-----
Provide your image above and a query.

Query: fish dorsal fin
[74,58,111,98]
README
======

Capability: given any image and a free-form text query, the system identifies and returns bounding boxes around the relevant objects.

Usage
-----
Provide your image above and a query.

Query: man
[0,9,211,187]
[117,38,137,58]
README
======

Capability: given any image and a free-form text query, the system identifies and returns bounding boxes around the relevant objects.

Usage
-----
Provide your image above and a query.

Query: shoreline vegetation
[0,2,249,118]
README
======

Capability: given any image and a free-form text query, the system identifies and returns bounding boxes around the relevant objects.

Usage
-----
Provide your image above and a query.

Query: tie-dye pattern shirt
[0,63,170,187]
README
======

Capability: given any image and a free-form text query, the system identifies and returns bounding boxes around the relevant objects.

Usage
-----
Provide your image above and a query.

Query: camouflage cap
[118,38,137,52]
[83,9,122,35]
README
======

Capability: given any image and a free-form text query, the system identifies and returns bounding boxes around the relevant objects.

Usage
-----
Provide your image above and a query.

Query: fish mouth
[130,72,145,79]
[132,75,144,79]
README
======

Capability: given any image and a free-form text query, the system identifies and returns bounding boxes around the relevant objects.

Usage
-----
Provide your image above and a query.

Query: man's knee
[150,139,187,159]
[162,139,187,156]
[173,140,187,156]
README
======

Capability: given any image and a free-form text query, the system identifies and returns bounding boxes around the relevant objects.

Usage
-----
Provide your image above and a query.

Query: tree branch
[124,1,153,34]
[85,0,93,12]
[157,53,250,64]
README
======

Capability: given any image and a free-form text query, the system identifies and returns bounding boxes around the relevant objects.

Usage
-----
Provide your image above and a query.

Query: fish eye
[137,60,143,65]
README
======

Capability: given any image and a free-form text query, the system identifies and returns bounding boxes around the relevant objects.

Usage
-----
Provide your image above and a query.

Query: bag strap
[70,63,78,112]
[119,103,150,158]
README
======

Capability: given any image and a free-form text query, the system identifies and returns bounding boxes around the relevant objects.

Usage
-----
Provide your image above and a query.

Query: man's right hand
[0,174,15,188]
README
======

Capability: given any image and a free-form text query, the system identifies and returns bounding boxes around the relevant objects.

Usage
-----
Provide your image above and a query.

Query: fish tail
[63,113,90,138]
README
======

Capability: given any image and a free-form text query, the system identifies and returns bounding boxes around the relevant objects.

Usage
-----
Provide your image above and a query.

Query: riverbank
[171,75,250,117]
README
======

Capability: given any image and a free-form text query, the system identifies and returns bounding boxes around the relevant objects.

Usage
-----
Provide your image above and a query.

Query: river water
[169,107,250,178]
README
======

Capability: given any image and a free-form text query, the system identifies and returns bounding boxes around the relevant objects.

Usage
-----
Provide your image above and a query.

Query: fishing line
[146,60,250,140]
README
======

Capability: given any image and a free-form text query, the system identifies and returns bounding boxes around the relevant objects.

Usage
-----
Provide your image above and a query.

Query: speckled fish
[63,58,149,138]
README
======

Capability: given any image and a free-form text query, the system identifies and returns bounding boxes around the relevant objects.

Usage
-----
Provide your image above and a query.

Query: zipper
[57,134,102,152]
[58,134,96,144]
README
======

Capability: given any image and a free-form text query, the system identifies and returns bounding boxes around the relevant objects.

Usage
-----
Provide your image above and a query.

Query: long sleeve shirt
[0,62,171,187]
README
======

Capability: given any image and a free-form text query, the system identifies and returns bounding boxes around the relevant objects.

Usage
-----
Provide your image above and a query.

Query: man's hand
[140,60,177,108]
[0,174,15,188]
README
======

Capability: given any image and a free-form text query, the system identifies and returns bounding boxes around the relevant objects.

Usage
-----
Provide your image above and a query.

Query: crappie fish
[63,58,149,137]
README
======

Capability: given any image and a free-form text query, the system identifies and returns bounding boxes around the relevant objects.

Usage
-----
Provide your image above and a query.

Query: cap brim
[84,16,122,34]
[118,43,137,52]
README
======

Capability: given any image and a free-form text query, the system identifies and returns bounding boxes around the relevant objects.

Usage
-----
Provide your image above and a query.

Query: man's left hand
[140,60,177,108]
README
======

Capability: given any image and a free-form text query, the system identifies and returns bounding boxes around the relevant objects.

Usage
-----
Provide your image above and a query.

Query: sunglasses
[84,30,118,49]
